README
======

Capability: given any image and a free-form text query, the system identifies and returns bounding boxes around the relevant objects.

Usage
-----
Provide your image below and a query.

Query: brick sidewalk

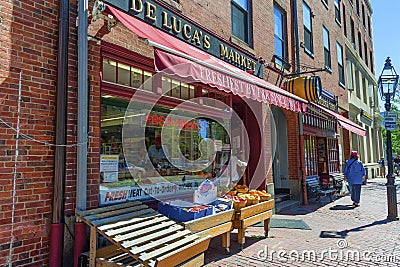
[204,177,400,266]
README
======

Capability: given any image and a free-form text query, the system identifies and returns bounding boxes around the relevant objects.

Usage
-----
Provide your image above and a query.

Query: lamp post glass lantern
[378,57,399,221]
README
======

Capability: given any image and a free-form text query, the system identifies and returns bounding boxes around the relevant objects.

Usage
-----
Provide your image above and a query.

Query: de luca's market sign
[104,0,263,78]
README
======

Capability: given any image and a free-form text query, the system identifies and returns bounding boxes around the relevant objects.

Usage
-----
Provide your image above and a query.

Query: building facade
[0,0,381,266]
[342,0,383,177]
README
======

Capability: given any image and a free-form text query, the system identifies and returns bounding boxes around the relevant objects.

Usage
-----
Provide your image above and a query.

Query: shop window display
[99,56,249,206]
[100,95,234,205]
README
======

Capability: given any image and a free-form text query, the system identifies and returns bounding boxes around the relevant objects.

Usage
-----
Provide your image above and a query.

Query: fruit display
[236,193,260,206]
[224,187,272,206]
[223,195,246,210]
[249,189,271,202]
[233,184,249,193]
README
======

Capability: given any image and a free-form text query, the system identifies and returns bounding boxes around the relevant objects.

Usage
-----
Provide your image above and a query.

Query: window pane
[336,43,343,64]
[303,3,311,30]
[131,67,143,88]
[103,59,117,83]
[274,5,286,60]
[232,5,247,42]
[323,27,329,49]
[181,82,190,100]
[189,85,195,100]
[143,71,153,91]
[117,63,130,86]
[339,65,344,84]
[274,7,283,37]
[324,49,331,68]
[162,77,171,95]
[171,79,181,98]
[274,36,284,58]
[232,0,248,10]
[304,29,312,52]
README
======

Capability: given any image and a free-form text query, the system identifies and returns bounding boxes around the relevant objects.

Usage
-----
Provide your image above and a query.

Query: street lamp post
[378,57,399,221]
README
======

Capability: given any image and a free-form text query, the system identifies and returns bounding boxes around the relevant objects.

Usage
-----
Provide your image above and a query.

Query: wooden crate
[76,201,210,267]
[232,199,274,249]
[183,209,235,254]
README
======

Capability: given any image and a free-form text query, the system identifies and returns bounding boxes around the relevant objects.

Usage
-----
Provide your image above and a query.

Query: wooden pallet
[76,202,210,267]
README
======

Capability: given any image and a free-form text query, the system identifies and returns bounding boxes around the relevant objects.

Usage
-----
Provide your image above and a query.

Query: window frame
[303,2,314,56]
[343,4,347,37]
[321,0,328,9]
[304,135,318,177]
[356,0,360,16]
[273,4,287,67]
[337,42,345,86]
[231,0,252,46]
[334,0,341,25]
[350,18,356,47]
[364,42,368,67]
[323,26,331,70]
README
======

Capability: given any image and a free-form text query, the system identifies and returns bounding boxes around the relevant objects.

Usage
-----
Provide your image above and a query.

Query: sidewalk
[204,177,400,266]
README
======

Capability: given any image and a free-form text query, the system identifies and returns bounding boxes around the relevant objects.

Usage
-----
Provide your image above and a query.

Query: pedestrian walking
[343,151,366,207]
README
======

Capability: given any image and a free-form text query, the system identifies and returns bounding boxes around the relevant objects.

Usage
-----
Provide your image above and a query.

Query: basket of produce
[244,195,259,206]
[249,190,271,202]
[229,196,247,211]
[234,184,248,194]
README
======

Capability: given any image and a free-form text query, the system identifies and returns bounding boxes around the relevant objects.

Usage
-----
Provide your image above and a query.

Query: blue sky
[371,0,400,78]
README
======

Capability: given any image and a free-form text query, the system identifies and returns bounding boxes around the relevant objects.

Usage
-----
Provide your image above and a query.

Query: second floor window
[323,26,331,69]
[337,42,345,85]
[334,0,341,24]
[303,2,313,55]
[350,18,356,46]
[231,0,251,45]
[274,5,286,66]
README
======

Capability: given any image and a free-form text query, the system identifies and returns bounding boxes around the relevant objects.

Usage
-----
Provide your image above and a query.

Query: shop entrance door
[317,137,329,184]
[271,107,289,190]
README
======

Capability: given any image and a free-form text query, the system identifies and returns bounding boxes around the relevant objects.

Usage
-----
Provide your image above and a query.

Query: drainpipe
[74,0,89,266]
[49,0,69,266]
[292,0,308,204]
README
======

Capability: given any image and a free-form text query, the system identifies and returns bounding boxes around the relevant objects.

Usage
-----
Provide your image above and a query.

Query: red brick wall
[285,110,301,180]
[0,0,322,264]
[0,0,60,265]
[297,0,349,108]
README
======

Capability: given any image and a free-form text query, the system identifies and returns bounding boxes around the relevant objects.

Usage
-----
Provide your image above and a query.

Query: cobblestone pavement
[204,177,400,266]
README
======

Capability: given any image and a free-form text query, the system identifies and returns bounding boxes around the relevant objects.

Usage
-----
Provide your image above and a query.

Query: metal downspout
[49,0,69,266]
[74,0,89,266]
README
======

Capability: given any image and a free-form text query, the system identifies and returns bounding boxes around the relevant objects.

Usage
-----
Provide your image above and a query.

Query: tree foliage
[383,98,400,156]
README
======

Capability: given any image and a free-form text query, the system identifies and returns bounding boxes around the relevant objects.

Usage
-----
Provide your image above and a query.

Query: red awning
[107,5,307,113]
[316,105,366,136]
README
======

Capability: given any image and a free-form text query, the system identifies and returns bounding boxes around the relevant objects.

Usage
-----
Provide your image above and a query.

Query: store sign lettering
[104,190,128,201]
[100,180,201,206]
[105,0,262,77]
[145,114,198,130]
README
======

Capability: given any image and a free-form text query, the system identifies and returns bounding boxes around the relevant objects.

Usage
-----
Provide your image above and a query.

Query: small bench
[330,173,345,193]
[306,176,336,202]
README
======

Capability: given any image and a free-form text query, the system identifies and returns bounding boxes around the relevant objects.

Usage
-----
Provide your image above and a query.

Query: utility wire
[0,118,90,147]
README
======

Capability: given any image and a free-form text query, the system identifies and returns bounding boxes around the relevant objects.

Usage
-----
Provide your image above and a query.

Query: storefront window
[327,138,339,173]
[304,136,317,176]
[162,77,195,100]
[102,57,153,91]
[100,95,233,206]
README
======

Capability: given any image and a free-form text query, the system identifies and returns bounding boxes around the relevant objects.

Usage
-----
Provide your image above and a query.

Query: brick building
[0,0,379,266]
[342,0,383,177]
